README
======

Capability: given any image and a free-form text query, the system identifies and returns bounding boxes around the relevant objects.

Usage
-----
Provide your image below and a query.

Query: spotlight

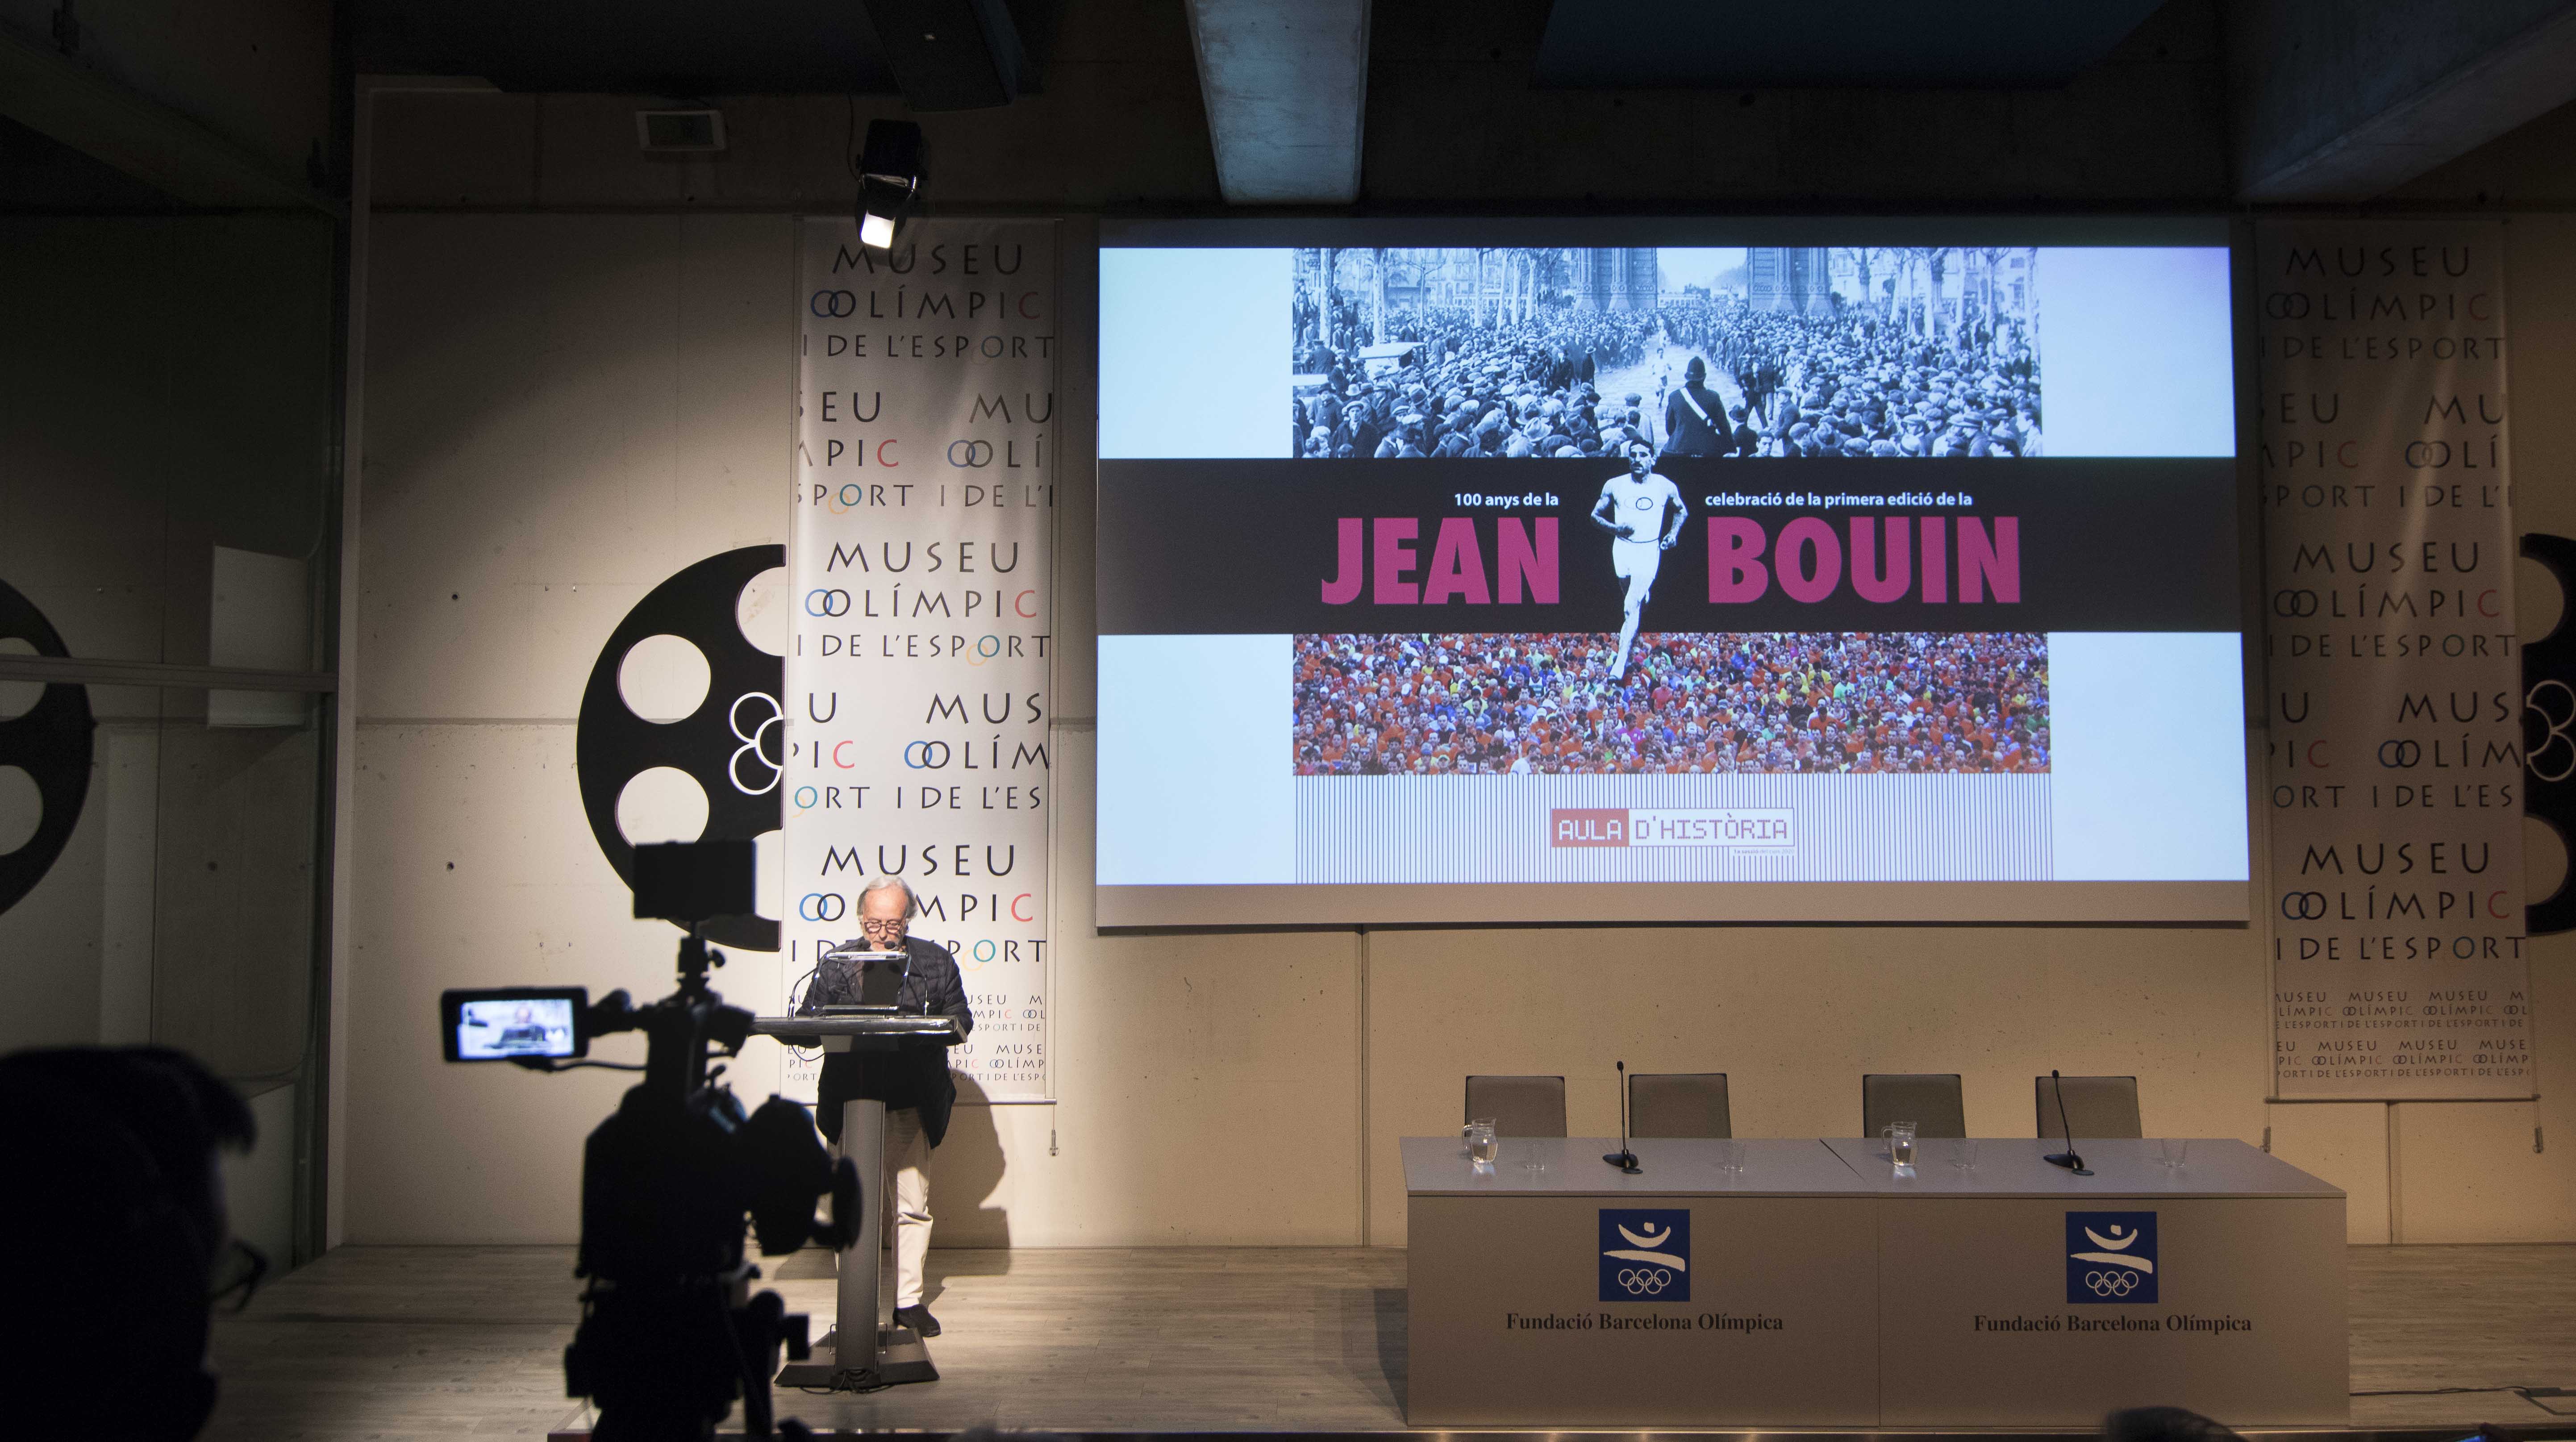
[856,119,924,253]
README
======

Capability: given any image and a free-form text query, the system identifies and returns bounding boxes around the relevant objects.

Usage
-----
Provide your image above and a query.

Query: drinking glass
[1467,1122,1497,1165]
[1950,1138,1981,1172]
[1884,1121,1917,1173]
[2159,1137,2191,1170]
[1714,1138,1746,1175]
[1518,1138,1548,1172]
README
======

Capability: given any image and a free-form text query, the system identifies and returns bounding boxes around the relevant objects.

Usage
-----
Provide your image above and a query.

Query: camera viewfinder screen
[455,997,577,1060]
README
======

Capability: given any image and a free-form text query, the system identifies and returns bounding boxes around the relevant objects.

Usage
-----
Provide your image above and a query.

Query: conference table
[1404,1135,2346,1429]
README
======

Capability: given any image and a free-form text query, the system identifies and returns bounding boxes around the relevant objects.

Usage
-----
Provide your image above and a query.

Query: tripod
[562,923,858,1442]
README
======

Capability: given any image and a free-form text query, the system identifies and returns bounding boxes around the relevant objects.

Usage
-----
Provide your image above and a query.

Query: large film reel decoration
[576,546,783,950]
[2521,532,2576,935]
[0,577,95,917]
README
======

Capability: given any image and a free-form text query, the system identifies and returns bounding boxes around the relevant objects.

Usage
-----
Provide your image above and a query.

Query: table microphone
[2043,1068,2092,1176]
[1603,1060,1642,1174]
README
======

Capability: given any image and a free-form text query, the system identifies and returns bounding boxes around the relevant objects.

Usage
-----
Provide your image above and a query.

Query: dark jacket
[1661,383,1729,457]
[806,935,974,1148]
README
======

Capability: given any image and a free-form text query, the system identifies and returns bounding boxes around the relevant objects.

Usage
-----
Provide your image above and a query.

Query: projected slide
[1095,225,2247,925]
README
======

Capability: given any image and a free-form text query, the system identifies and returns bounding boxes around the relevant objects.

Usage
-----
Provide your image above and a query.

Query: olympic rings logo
[947,440,993,468]
[810,290,857,317]
[1615,1267,1674,1296]
[2258,291,2494,323]
[2529,680,2576,783]
[904,740,950,769]
[961,913,1031,969]
[2406,442,2466,468]
[798,892,846,922]
[2280,890,2327,920]
[2378,739,2422,768]
[2084,1269,2142,1297]
[821,480,899,513]
[805,589,850,616]
[729,692,782,796]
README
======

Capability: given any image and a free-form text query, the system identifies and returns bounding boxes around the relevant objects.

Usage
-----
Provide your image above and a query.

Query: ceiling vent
[635,109,727,153]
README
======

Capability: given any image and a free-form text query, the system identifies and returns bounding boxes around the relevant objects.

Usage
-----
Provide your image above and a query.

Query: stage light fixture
[856,120,925,252]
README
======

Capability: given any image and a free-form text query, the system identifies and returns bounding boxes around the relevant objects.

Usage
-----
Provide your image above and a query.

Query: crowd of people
[1671,298,2041,458]
[1289,289,2041,462]
[1291,631,2051,776]
[1292,301,1665,460]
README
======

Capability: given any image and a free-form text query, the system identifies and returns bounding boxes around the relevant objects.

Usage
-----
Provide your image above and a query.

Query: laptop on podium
[813,948,909,1012]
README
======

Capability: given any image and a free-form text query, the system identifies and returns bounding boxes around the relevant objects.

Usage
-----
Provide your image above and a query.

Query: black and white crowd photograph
[1290,246,2042,461]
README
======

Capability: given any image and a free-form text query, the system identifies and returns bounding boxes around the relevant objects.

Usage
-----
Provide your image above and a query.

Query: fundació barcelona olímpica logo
[2066,1211,2157,1304]
[1600,1208,1690,1301]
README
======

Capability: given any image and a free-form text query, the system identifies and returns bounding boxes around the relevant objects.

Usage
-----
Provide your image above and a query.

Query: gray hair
[860,876,918,917]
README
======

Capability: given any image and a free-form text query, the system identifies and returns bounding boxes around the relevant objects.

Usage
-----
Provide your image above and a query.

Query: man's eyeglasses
[210,1238,269,1313]
[858,919,908,937]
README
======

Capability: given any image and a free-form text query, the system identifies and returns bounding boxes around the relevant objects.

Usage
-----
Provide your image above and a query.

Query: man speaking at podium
[812,877,975,1338]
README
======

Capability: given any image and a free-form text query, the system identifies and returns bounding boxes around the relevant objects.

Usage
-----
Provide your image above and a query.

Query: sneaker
[892,1304,941,1338]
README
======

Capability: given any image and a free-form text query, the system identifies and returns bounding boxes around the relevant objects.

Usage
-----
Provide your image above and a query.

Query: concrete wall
[342,213,1368,1245]
[344,208,2576,1249]
[1365,0,2230,205]
[365,0,1219,213]
[0,214,334,1069]
[0,213,337,1262]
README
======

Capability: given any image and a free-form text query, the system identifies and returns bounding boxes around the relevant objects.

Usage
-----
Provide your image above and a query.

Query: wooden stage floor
[201,1244,2576,1439]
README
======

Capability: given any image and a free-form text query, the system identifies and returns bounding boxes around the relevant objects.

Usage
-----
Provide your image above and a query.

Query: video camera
[440,839,858,1442]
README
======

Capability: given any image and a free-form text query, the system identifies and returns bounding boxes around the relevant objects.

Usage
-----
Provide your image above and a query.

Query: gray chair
[1628,1072,1731,1139]
[2035,1075,2143,1140]
[1465,1075,1567,1137]
[1861,1073,1966,1139]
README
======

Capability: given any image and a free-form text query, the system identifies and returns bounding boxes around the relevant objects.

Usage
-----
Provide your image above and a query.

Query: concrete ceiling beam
[2233,0,2576,201]
[0,22,336,213]
[1184,0,1370,205]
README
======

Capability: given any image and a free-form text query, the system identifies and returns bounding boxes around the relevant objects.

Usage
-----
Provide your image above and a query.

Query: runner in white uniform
[1589,438,1688,681]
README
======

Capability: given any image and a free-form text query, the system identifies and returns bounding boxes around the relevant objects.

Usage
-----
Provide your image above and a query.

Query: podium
[750,1012,963,1390]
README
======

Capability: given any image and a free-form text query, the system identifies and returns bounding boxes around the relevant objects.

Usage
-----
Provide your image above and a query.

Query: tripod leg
[733,1290,785,1439]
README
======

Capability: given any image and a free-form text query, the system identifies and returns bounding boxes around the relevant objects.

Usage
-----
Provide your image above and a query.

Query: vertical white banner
[786,217,1056,1100]
[2258,220,2531,1099]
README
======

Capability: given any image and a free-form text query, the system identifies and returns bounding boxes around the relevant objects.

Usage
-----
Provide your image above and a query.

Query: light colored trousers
[882,1106,932,1308]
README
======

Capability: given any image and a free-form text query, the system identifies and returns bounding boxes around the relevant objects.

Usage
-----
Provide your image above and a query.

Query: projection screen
[1095,220,2247,926]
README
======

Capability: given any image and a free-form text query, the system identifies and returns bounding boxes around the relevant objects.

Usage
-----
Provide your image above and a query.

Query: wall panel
[2268,1101,2393,1243]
